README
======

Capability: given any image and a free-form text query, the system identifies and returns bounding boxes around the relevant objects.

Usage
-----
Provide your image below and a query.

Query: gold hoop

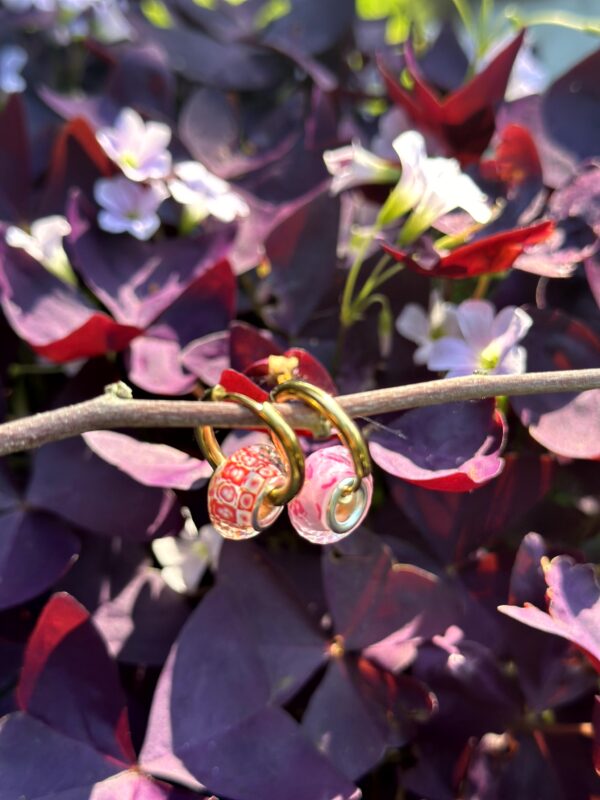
[196,385,305,506]
[270,380,371,494]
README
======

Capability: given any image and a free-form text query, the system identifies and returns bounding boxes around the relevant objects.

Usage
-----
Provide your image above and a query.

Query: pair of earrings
[196,380,373,545]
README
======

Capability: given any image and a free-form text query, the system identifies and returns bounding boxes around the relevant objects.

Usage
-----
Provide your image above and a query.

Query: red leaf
[33,314,141,362]
[383,220,554,278]
[17,593,88,712]
[481,123,543,187]
[41,117,113,215]
[380,31,525,161]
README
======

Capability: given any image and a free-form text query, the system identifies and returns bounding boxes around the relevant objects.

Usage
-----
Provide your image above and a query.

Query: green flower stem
[335,222,383,374]
[473,273,492,299]
[504,7,600,34]
[363,260,406,293]
[354,253,392,305]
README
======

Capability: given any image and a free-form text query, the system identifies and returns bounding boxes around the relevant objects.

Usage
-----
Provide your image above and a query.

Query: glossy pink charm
[287,444,373,544]
[207,443,287,540]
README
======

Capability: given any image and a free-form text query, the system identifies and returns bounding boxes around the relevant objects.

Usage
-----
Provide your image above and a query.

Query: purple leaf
[550,163,600,236]
[140,585,358,800]
[302,657,435,780]
[83,431,211,490]
[0,463,80,610]
[586,257,600,309]
[322,531,453,651]
[0,241,141,362]
[368,401,506,492]
[217,543,327,703]
[27,437,182,540]
[39,117,113,216]
[178,87,300,180]
[499,556,600,672]
[66,195,235,330]
[0,713,123,798]
[391,454,555,563]
[127,334,198,396]
[510,308,600,459]
[134,19,289,91]
[16,593,135,762]
[180,329,231,385]
[508,532,549,607]
[0,509,80,610]
[0,94,30,222]
[263,190,340,335]
[126,259,236,395]
[93,567,190,666]
[543,49,600,163]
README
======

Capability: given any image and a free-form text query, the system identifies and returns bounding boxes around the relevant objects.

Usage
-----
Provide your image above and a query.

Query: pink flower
[94,176,168,240]
[96,108,171,182]
[426,300,533,377]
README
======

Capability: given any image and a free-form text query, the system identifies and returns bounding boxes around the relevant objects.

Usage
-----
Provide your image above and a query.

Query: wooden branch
[0,369,598,457]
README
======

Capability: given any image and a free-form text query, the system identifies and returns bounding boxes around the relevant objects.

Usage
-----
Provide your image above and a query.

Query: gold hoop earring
[196,385,305,540]
[270,380,373,544]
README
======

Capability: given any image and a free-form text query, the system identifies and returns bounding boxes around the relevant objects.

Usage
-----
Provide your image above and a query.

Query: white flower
[396,290,460,365]
[152,513,222,595]
[427,300,533,378]
[505,45,548,101]
[96,108,172,182]
[323,142,400,195]
[90,0,131,43]
[94,175,168,240]
[169,161,250,223]
[379,131,493,242]
[5,215,75,283]
[0,46,27,95]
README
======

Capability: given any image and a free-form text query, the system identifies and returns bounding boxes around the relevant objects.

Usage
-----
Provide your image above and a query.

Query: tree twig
[0,369,598,457]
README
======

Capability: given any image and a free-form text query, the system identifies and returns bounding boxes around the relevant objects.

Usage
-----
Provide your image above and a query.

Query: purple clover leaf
[499,556,600,673]
[0,593,203,798]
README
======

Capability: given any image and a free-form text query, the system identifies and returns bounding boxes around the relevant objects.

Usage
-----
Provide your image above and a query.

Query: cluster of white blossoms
[94,108,249,240]
[397,293,533,377]
[324,130,493,245]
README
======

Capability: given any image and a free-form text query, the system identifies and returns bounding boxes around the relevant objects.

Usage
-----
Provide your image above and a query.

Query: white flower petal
[456,300,497,350]
[97,209,129,234]
[427,337,479,375]
[152,536,188,568]
[496,345,527,375]
[396,303,430,345]
[324,142,399,195]
[490,306,533,357]
[128,214,160,241]
[140,121,172,160]
[94,177,127,213]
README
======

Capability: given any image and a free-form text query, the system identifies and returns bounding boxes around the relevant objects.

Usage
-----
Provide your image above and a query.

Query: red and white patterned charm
[207,443,287,540]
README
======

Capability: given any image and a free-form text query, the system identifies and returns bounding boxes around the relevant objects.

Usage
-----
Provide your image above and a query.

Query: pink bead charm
[287,444,373,545]
[207,443,287,540]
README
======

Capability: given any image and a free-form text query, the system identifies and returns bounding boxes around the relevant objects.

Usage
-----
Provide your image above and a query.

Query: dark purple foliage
[368,400,506,491]
[0,5,599,798]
